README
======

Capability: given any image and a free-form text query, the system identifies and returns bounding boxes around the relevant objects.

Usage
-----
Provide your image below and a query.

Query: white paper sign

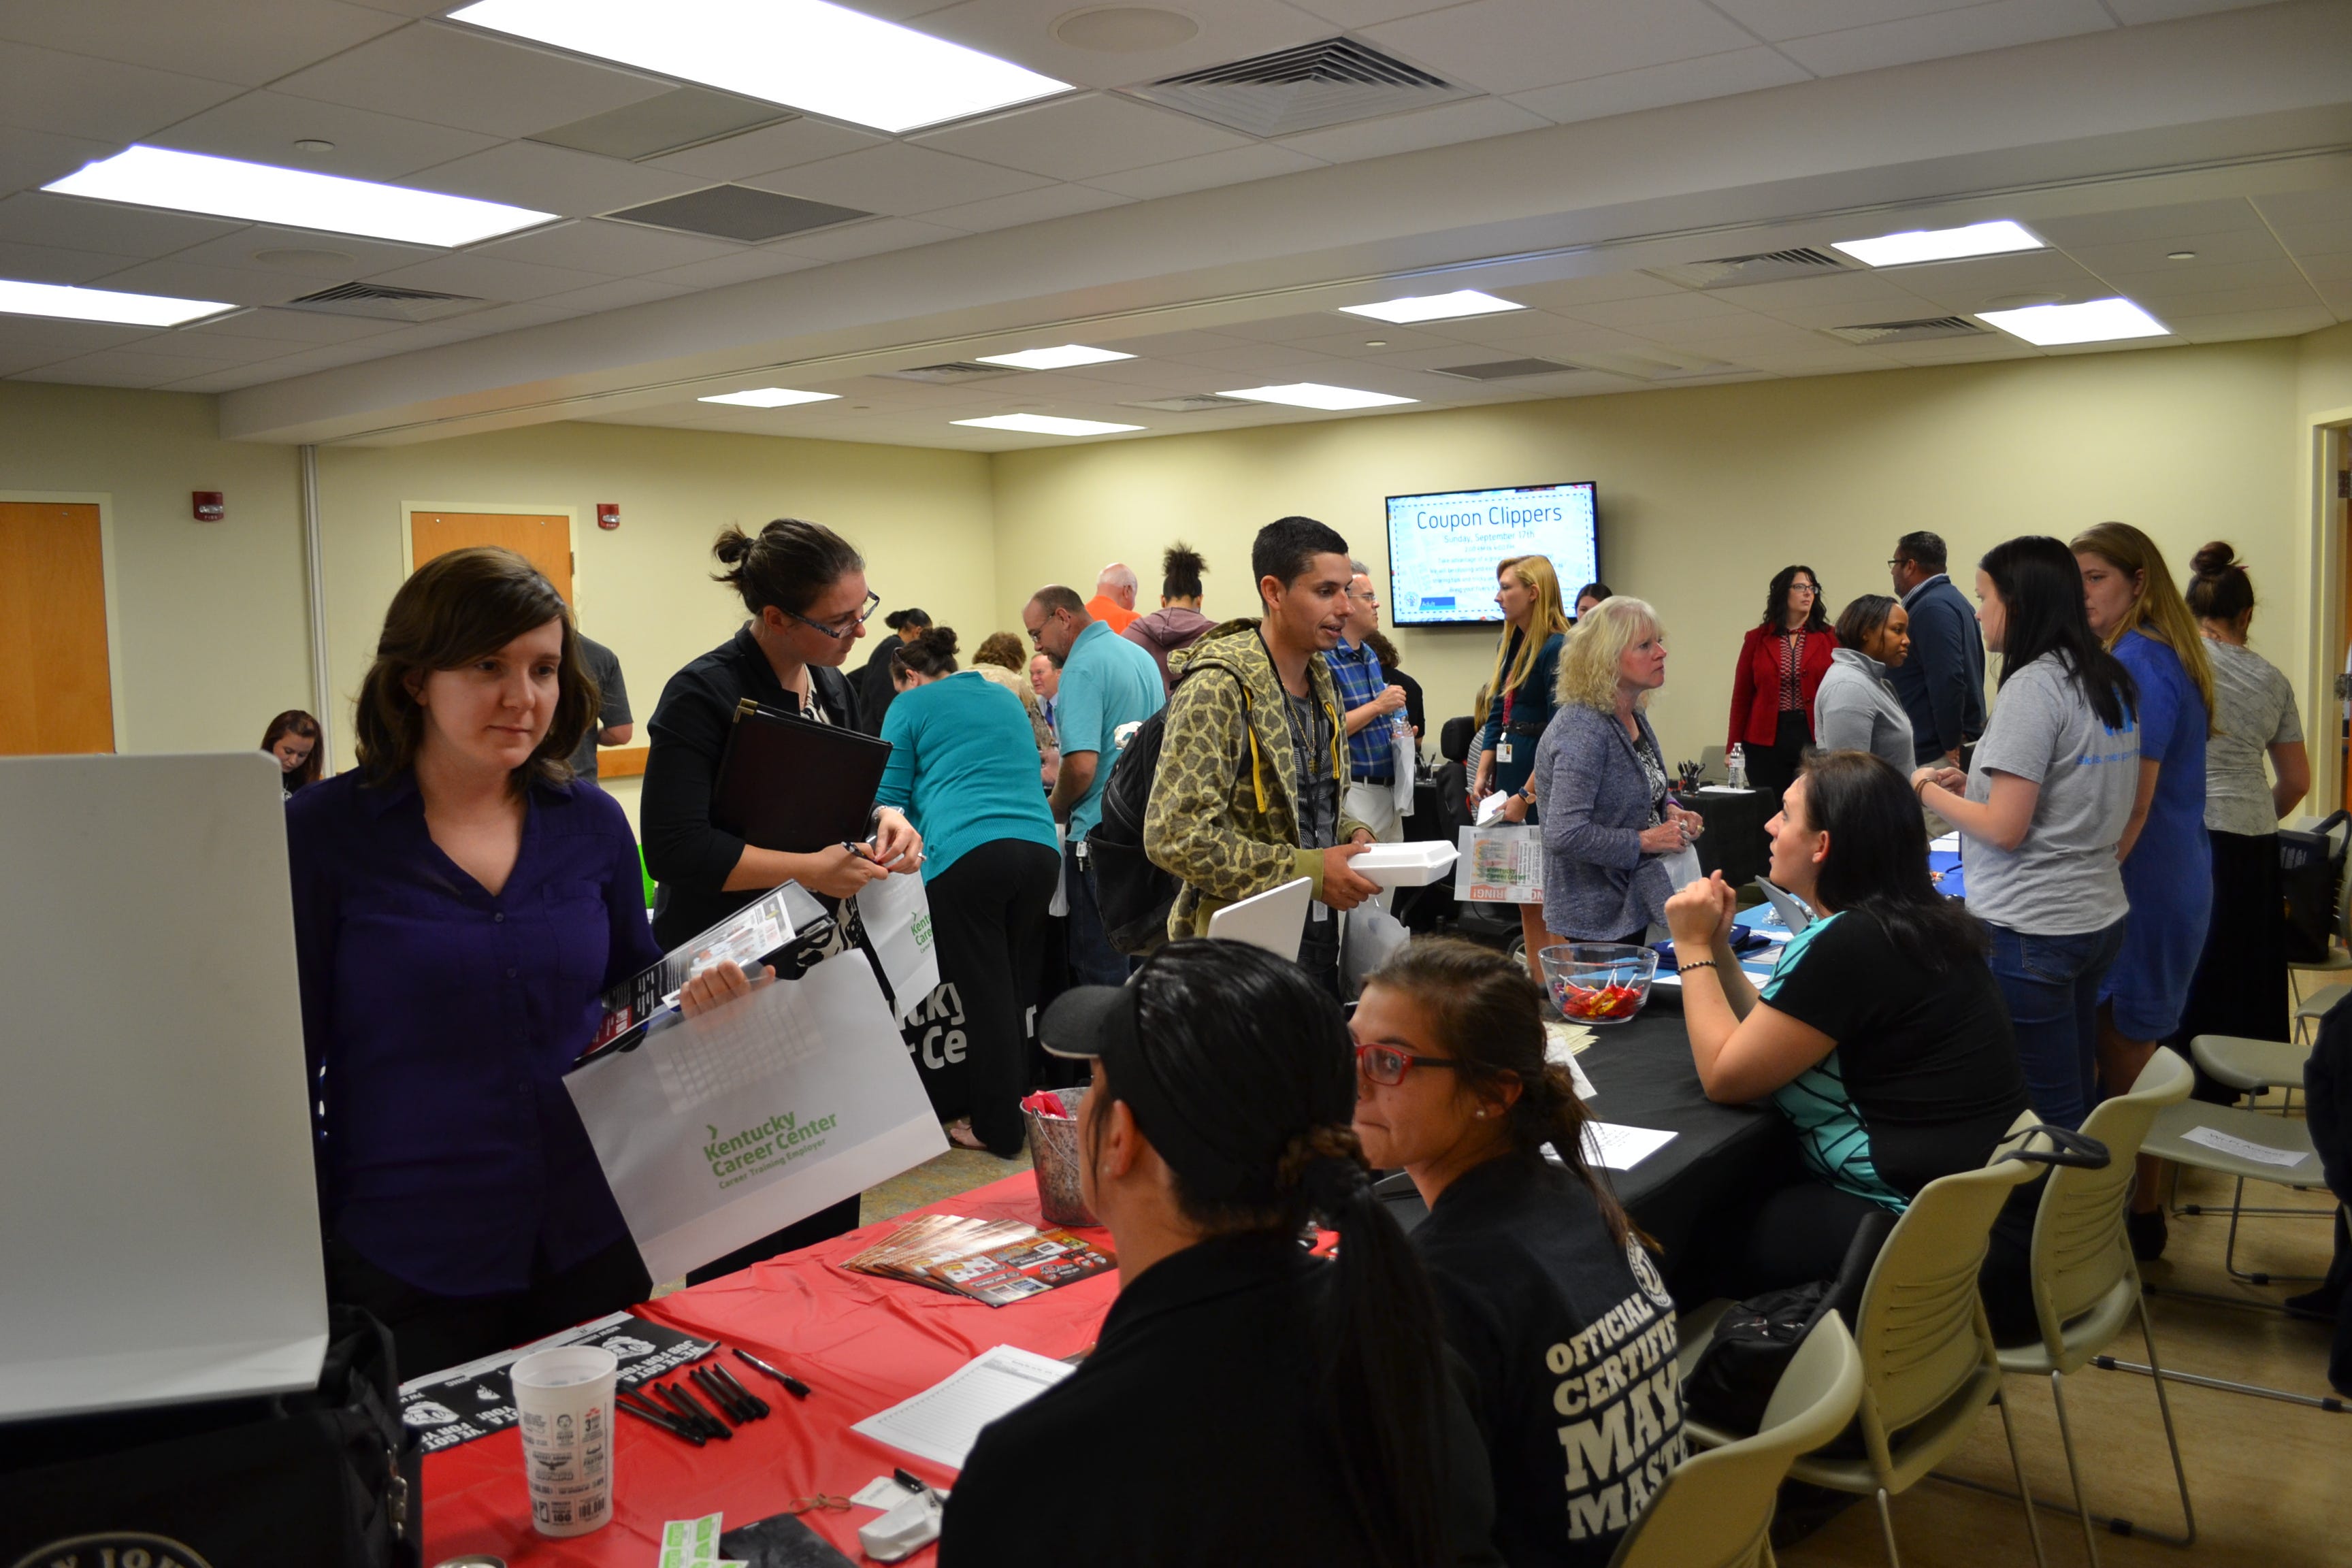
[2177,1124,2314,1170]
[1456,824,1544,904]
[565,956,946,1283]
[859,870,942,1026]
[851,1345,1076,1471]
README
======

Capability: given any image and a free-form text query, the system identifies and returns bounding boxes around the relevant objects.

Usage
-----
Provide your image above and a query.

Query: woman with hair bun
[941,940,1500,1568]
[2176,542,2308,1054]
[875,627,1060,1154]
[1354,936,1680,1567]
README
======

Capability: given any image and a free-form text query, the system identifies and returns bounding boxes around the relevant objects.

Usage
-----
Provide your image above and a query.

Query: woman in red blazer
[1727,564,1835,804]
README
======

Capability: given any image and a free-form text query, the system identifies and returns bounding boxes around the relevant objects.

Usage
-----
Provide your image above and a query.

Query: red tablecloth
[422,1173,1116,1565]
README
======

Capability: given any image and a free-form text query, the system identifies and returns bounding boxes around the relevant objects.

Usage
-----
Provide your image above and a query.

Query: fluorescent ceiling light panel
[45,146,553,248]
[698,387,839,408]
[1830,220,2042,268]
[450,0,1070,135]
[975,344,1135,370]
[1974,297,2170,346]
[0,277,233,327]
[1338,289,1524,325]
[951,413,1143,436]
[1219,382,1417,410]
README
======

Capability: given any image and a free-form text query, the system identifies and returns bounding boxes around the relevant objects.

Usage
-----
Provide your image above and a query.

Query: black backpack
[1088,662,1249,956]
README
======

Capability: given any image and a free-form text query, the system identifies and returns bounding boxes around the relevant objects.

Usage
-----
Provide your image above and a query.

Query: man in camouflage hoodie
[1144,517,1381,990]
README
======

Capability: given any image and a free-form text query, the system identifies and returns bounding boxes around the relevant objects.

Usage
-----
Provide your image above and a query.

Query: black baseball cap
[1038,982,1243,1200]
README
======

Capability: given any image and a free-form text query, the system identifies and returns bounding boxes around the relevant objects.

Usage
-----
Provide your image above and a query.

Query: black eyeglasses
[1354,1041,1463,1086]
[783,590,881,640]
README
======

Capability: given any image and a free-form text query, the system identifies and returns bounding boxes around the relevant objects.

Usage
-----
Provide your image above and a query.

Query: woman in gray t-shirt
[2176,543,2310,1047]
[1914,537,2139,1130]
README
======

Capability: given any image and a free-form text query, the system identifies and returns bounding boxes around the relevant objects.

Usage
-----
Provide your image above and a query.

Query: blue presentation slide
[1386,483,1599,625]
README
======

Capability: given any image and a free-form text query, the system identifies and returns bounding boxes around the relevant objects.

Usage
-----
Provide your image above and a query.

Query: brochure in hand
[840,1214,1115,1307]
[397,1311,715,1454]
[582,883,829,1060]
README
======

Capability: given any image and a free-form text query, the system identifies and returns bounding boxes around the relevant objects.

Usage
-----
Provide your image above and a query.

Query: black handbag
[2280,811,2349,964]
[1683,1208,1893,1437]
[0,1306,422,1568]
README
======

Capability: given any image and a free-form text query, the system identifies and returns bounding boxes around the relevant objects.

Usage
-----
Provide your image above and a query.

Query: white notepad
[851,1345,1076,1471]
[1578,1122,1678,1171]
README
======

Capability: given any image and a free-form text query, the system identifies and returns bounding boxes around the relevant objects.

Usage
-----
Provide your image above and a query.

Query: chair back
[1851,1156,2042,1460]
[1607,1313,1862,1568]
[2021,1049,2190,1346]
[1440,715,1475,765]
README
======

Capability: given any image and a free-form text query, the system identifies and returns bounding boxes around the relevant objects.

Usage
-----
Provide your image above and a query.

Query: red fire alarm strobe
[595,502,621,531]
[192,491,225,522]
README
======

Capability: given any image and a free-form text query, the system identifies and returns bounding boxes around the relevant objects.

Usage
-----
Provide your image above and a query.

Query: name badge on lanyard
[1497,689,1516,765]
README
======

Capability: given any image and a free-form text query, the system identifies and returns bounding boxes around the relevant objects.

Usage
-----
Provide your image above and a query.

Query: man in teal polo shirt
[1023,583,1166,984]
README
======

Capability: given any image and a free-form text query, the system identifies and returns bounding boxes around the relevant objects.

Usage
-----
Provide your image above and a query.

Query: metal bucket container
[1024,1086,1096,1228]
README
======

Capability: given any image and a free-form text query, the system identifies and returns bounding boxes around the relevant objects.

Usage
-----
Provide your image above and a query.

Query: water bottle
[1726,743,1749,790]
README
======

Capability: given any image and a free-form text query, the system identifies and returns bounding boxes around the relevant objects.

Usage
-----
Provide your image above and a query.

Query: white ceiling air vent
[1822,316,1991,345]
[1431,358,1580,380]
[1126,37,1472,137]
[1119,393,1256,412]
[282,282,491,323]
[1565,348,1737,380]
[1647,248,1855,291]
[879,362,1025,384]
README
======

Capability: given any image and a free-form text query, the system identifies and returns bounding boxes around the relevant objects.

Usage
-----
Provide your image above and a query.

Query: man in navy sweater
[1887,531,1987,766]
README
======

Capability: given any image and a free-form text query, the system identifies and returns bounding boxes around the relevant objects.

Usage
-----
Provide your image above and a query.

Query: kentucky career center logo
[703,1107,840,1189]
[13,1534,215,1568]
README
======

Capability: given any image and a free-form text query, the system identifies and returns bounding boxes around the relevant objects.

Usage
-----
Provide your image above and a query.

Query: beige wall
[992,339,2306,766]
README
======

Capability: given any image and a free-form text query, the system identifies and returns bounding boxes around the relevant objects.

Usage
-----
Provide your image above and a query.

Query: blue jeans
[1984,918,2126,1130]
[1064,837,1133,987]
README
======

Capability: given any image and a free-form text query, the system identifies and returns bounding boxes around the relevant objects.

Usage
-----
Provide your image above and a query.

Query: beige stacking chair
[1678,1154,2051,1568]
[1607,1311,1862,1568]
[2142,1091,2324,1285]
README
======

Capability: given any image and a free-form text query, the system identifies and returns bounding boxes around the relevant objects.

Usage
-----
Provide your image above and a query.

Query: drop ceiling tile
[0,127,118,199]
[1870,337,2042,366]
[2301,251,2352,284]
[921,180,1131,231]
[1507,272,1690,308]
[84,256,317,306]
[2170,305,2336,341]
[189,307,406,342]
[2134,282,2323,317]
[1702,269,1926,312]
[0,239,136,286]
[2100,257,2314,296]
[272,22,672,139]
[771,216,968,261]
[1083,144,1327,200]
[904,0,1337,92]
[0,0,405,88]
[2104,0,2283,21]
[227,338,413,378]
[444,300,588,332]
[0,44,245,144]
[644,119,892,183]
[19,348,243,386]
[1278,97,1550,164]
[1290,0,1472,22]
[747,144,1054,216]
[155,91,502,182]
[470,218,744,275]
[402,142,704,219]
[2023,198,2260,249]
[1707,0,1987,44]
[156,361,309,393]
[1161,341,1356,374]
[1365,0,1757,96]
[1212,312,1365,344]
[0,192,243,259]
[1409,306,1588,346]
[364,250,610,300]
[165,226,443,279]
[1096,328,1260,357]
[1776,0,2113,75]
[2060,227,2289,275]
[1294,323,1463,357]
[1866,250,2111,310]
[1556,291,1761,329]
[647,246,826,289]
[915,95,1252,182]
[1509,47,1812,124]
[2274,220,2352,260]
[2253,189,2352,229]
[106,325,311,363]
[537,276,692,313]
[0,315,159,372]
[1634,318,1828,351]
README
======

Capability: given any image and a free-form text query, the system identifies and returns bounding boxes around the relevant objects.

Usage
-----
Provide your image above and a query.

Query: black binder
[711,697,892,855]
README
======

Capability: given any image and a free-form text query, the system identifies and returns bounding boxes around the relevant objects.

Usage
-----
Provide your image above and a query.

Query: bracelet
[1676,960,1715,974]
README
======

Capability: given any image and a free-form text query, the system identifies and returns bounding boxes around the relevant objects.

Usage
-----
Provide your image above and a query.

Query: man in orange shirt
[1084,562,1141,634]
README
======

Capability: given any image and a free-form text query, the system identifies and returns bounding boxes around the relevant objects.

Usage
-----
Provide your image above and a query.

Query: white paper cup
[511,1344,618,1537]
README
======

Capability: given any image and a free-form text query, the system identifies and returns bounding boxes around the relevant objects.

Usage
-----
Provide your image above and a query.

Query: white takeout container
[1349,840,1459,887]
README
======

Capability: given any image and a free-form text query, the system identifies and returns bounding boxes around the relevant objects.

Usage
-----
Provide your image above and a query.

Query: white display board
[0,753,328,1422]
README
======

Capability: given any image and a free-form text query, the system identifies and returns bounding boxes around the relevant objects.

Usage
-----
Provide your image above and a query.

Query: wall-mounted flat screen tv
[1385,481,1599,626]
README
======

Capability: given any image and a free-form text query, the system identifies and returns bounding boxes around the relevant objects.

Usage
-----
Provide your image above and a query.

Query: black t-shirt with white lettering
[1412,1155,1685,1568]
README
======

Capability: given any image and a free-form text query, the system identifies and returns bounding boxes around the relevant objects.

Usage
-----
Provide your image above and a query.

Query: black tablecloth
[1376,1010,1790,1273]
[1685,787,1774,891]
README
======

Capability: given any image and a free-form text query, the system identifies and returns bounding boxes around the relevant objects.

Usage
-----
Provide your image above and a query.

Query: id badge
[1497,739,1514,764]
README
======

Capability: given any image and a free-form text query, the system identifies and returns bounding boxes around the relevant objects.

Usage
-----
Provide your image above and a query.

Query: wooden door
[2338,429,2352,813]
[0,502,113,755]
[410,510,573,603]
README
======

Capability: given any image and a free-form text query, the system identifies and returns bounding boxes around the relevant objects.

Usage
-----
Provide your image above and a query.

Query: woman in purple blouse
[287,547,666,1376]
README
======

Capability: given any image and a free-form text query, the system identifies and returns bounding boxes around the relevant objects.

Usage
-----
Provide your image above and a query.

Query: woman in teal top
[877,627,1062,1155]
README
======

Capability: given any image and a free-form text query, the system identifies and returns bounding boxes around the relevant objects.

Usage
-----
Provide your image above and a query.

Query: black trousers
[326,1234,651,1382]
[927,838,1061,1156]
[2173,829,2290,1100]
[1745,709,1810,808]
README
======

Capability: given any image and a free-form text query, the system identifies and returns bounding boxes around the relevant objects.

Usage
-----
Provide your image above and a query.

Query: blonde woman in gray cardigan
[1530,596,1704,953]
[1813,594,1916,774]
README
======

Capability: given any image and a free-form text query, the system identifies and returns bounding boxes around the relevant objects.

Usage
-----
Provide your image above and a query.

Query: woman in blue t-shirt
[2074,523,2215,1259]
[877,627,1061,1156]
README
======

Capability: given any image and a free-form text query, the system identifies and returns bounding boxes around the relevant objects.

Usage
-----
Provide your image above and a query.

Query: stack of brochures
[840,1215,1115,1307]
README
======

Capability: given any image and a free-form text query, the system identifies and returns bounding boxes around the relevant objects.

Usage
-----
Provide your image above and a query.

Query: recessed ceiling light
[0,277,233,327]
[44,146,555,248]
[1218,382,1416,410]
[1830,220,2043,268]
[293,140,336,153]
[2167,250,2198,261]
[449,0,1071,135]
[1339,289,1522,325]
[1975,297,2170,346]
[974,344,1136,370]
[1363,340,1388,348]
[698,387,839,407]
[951,412,1144,436]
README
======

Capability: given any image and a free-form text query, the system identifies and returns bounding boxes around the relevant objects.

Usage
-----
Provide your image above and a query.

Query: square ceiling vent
[1126,37,1472,137]
[607,185,870,243]
[282,282,491,323]
[879,362,1023,384]
[1647,247,1855,291]
[1821,316,1991,345]
[1431,358,1580,380]
[1120,393,1256,412]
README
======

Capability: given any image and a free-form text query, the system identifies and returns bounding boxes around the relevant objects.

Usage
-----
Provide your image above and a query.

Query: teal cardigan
[876,670,1059,879]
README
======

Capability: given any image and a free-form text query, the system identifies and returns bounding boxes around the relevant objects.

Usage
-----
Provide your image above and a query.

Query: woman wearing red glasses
[1352,936,1680,1568]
